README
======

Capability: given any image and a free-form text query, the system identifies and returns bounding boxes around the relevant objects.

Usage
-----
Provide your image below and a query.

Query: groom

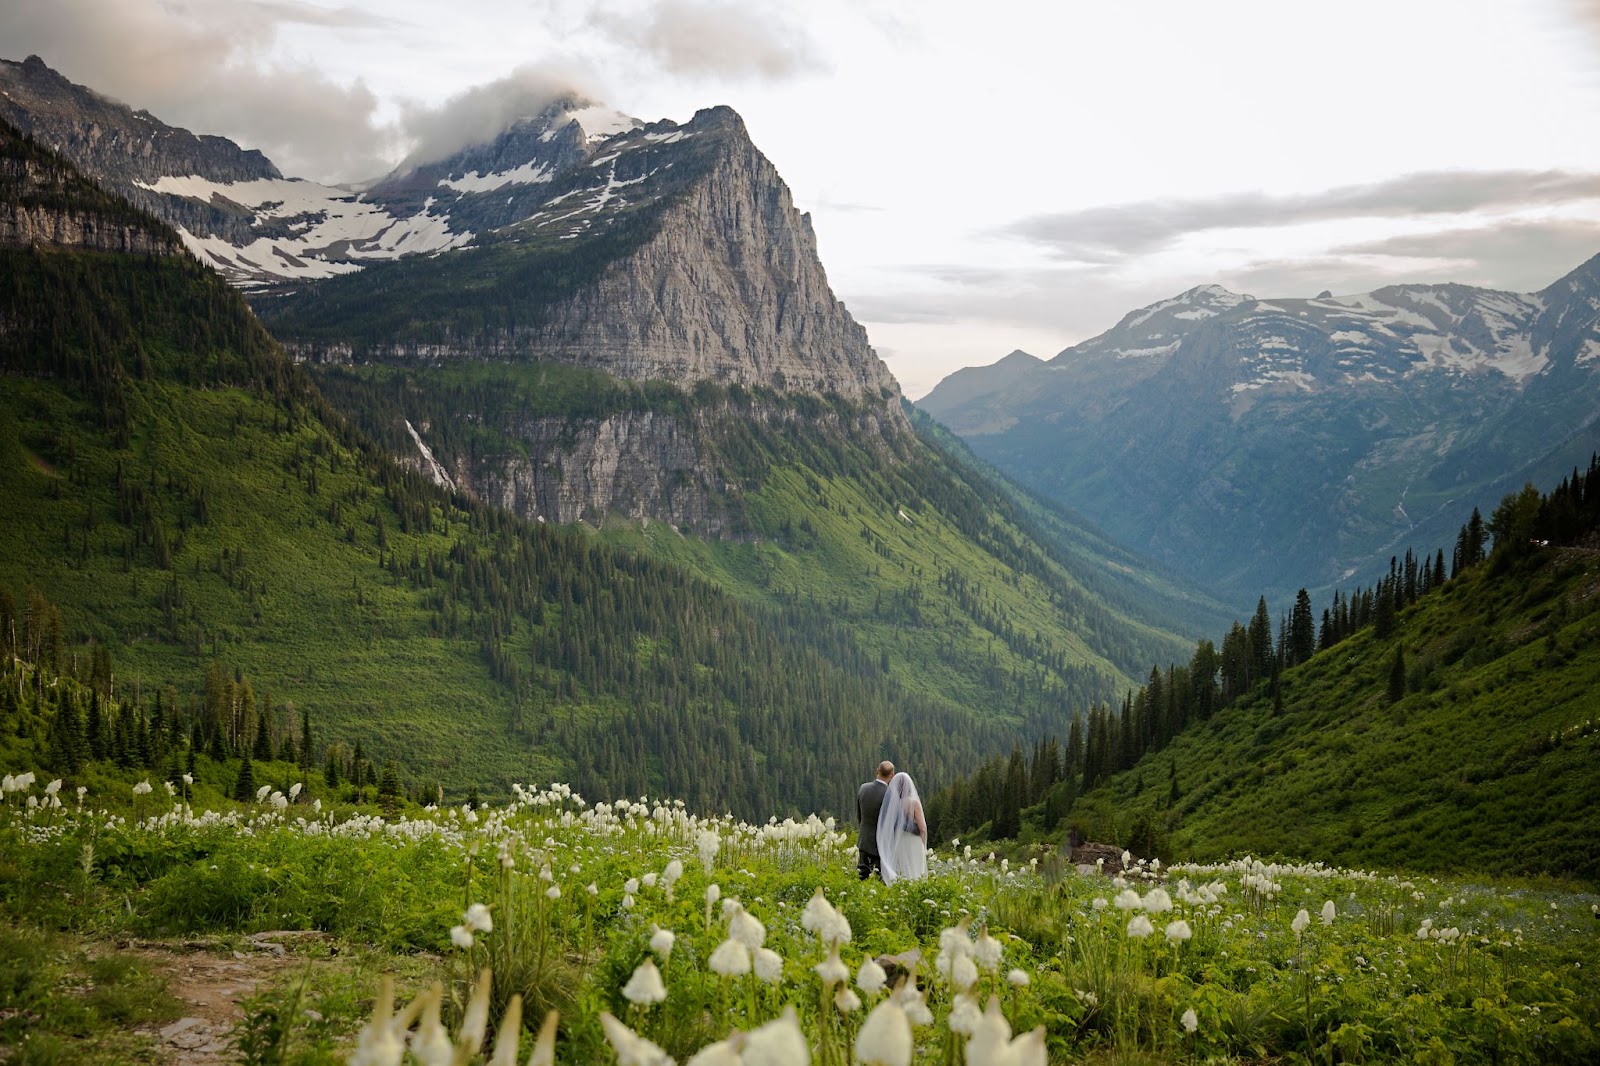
[856,760,895,880]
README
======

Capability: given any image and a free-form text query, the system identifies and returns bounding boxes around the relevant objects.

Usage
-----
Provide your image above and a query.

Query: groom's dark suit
[856,777,889,880]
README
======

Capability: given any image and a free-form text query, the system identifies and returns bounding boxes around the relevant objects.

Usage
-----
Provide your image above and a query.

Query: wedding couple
[855,760,928,884]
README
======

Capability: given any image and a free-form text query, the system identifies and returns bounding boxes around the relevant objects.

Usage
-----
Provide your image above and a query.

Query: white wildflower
[855,999,912,1066]
[856,958,888,996]
[755,946,785,984]
[709,938,751,978]
[622,958,667,1007]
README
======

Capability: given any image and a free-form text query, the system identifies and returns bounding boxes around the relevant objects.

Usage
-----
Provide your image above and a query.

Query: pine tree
[1290,589,1315,665]
[1387,645,1407,703]
[47,693,86,771]
[233,752,257,802]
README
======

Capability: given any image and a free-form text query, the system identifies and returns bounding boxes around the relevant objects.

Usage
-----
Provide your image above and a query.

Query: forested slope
[930,471,1600,882]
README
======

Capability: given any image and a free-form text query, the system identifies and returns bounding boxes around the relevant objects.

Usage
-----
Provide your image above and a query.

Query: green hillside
[308,359,1218,716]
[930,474,1600,882]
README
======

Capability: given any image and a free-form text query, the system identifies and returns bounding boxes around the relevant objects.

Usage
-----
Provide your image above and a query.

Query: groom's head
[877,761,895,781]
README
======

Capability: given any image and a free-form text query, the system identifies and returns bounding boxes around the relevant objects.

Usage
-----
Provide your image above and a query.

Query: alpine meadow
[1,11,1599,1066]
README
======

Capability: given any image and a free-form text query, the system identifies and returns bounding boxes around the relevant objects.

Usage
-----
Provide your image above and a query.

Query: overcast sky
[8,0,1600,396]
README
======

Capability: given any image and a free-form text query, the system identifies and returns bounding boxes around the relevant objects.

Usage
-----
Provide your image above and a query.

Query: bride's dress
[878,772,928,884]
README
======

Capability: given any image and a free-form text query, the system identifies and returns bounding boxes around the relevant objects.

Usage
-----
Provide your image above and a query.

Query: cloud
[397,65,599,171]
[999,170,1600,262]
[1331,219,1600,292]
[0,0,401,182]
[588,0,825,81]
[849,263,1131,340]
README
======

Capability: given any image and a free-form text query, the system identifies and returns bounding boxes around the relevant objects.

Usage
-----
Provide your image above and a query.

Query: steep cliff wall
[516,109,898,404]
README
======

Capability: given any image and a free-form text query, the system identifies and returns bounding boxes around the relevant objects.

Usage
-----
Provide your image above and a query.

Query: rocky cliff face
[0,55,280,245]
[514,109,896,402]
[0,119,179,254]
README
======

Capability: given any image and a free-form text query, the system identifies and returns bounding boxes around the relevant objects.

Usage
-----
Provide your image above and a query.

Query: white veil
[877,772,920,884]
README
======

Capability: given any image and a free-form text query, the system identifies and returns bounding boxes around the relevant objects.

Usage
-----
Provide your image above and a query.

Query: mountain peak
[1180,282,1252,306]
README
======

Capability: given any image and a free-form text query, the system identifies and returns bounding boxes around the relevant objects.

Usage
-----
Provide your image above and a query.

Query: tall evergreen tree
[1290,588,1316,665]
[1387,645,1407,703]
[233,751,257,802]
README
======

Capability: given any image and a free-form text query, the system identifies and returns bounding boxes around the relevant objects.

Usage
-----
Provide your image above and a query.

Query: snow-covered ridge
[134,174,475,287]
[1088,277,1591,390]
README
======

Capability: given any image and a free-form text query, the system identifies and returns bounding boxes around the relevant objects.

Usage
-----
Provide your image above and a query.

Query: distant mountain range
[918,264,1600,606]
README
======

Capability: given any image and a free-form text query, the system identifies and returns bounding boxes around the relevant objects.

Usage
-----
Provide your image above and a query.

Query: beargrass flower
[1142,888,1173,913]
[1127,914,1155,938]
[1114,888,1142,911]
[974,926,1003,972]
[709,938,752,977]
[650,924,675,961]
[948,993,982,1035]
[1165,919,1193,944]
[1292,909,1311,936]
[44,779,60,796]
[1181,1007,1199,1034]
[622,958,667,1006]
[450,925,474,949]
[545,885,561,900]
[951,953,978,992]
[855,999,912,1066]
[624,877,640,894]
[1007,969,1030,988]
[132,780,152,796]
[891,980,934,1025]
[814,943,849,988]
[1322,900,1337,925]
[731,907,766,949]
[754,946,784,984]
[856,958,888,996]
[743,1007,809,1066]
[256,784,271,802]
[835,986,862,1013]
[599,1011,673,1066]
[684,1037,741,1066]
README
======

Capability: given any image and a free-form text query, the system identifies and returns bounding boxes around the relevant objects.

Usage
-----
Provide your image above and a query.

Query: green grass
[0,785,1595,1064]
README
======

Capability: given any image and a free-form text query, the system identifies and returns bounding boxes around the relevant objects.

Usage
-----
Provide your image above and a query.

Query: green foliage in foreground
[0,786,1595,1064]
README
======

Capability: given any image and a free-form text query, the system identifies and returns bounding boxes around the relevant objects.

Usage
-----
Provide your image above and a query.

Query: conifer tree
[1387,645,1407,703]
[234,751,256,802]
[1290,589,1316,665]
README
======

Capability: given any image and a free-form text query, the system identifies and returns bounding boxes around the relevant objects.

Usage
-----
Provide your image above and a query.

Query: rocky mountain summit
[0,56,901,533]
[919,261,1600,603]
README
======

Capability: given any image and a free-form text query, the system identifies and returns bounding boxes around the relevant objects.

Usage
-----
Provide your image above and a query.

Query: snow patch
[1231,370,1316,394]
[566,105,642,142]
[438,160,553,193]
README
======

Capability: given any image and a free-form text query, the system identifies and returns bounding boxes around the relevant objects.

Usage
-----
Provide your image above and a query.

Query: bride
[877,771,928,884]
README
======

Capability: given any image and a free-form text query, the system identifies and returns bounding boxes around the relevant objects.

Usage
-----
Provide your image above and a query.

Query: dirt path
[118,935,329,1065]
